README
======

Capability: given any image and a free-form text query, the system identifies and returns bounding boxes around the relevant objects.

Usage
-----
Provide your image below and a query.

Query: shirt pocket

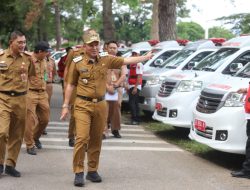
[0,63,11,79]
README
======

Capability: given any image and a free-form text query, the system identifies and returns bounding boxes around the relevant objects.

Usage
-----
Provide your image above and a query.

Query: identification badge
[73,56,83,63]
[99,52,108,57]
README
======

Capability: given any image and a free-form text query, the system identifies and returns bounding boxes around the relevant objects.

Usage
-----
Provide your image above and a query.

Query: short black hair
[34,41,50,53]
[107,40,118,47]
[9,30,25,42]
[66,46,72,53]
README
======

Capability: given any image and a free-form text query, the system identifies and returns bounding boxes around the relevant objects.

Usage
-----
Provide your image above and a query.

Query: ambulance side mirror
[229,62,243,73]
[154,59,164,66]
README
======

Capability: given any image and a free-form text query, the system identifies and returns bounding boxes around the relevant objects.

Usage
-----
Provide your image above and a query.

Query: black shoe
[42,130,47,135]
[27,147,37,155]
[69,138,75,147]
[86,171,102,182]
[0,164,3,174]
[34,139,42,149]
[231,170,250,178]
[112,130,121,138]
[5,165,21,177]
[74,172,84,187]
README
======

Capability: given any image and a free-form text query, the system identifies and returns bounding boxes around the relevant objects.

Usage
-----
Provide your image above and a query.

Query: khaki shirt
[28,53,47,90]
[46,57,56,83]
[0,49,35,92]
[64,47,85,81]
[66,53,124,98]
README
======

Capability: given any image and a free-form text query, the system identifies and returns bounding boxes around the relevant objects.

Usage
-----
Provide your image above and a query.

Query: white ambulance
[153,35,250,128]
[139,39,220,115]
[189,63,250,154]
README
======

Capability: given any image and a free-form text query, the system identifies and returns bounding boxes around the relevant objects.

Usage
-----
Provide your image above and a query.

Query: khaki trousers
[0,93,27,167]
[68,107,75,139]
[68,88,77,139]
[107,101,121,131]
[24,91,50,149]
[73,97,106,173]
[46,83,53,104]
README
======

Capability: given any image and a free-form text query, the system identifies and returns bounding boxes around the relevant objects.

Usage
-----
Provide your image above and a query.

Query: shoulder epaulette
[24,51,32,56]
[73,56,83,63]
[99,52,109,57]
[0,50,4,56]
[73,48,80,52]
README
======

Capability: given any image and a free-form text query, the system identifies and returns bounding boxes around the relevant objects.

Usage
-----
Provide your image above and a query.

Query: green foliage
[216,13,250,35]
[177,22,204,41]
[177,0,189,18]
[208,26,235,40]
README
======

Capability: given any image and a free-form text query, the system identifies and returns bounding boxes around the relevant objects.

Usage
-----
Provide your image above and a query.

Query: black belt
[29,89,45,93]
[0,91,27,97]
[77,95,104,103]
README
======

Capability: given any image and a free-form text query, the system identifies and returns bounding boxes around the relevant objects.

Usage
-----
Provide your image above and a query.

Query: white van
[142,40,184,71]
[153,36,250,128]
[139,39,219,115]
[123,41,183,103]
[189,63,250,154]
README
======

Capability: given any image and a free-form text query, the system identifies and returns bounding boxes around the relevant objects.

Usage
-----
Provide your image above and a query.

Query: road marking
[22,144,182,152]
[45,132,155,138]
[39,137,167,144]
[48,122,141,128]
[46,126,145,132]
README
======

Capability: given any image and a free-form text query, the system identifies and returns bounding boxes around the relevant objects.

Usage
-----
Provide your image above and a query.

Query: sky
[183,0,250,30]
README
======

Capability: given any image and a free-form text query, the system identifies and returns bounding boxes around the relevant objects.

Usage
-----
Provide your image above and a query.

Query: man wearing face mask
[0,31,35,177]
[24,41,51,156]
[60,29,153,187]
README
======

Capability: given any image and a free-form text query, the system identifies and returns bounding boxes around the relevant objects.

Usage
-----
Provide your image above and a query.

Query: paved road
[1,84,250,190]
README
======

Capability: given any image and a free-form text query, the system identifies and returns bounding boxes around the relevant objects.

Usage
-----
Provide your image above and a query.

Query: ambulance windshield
[193,48,238,71]
[162,49,195,69]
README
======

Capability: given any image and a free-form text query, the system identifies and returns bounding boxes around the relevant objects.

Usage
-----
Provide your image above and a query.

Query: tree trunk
[158,0,177,41]
[54,0,61,50]
[150,0,159,40]
[102,0,115,41]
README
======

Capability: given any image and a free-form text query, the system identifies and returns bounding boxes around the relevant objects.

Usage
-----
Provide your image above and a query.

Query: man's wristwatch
[62,104,69,108]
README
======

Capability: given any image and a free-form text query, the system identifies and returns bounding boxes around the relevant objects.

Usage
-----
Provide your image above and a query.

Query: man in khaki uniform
[0,31,35,177]
[60,29,153,187]
[45,51,56,104]
[24,41,50,155]
[105,41,127,138]
[63,46,85,147]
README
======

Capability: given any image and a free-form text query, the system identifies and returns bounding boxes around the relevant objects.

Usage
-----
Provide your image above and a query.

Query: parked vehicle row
[139,35,250,155]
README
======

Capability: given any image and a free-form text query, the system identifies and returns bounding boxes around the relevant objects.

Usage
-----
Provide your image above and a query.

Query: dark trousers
[243,119,250,171]
[128,88,140,122]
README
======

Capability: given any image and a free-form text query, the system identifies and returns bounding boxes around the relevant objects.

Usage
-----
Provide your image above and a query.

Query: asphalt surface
[1,84,250,190]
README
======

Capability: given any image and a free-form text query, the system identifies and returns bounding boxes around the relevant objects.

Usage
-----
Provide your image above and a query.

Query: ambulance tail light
[176,39,190,46]
[209,38,226,46]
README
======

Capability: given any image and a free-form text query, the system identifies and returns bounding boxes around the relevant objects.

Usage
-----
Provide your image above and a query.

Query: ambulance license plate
[194,119,206,132]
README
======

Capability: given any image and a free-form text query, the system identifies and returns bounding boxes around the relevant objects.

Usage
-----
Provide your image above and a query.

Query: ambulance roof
[222,35,250,48]
[153,40,180,49]
[183,39,216,51]
[131,41,152,49]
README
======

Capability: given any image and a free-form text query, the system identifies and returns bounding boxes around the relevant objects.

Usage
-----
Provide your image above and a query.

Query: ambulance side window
[183,51,213,70]
[223,51,250,75]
